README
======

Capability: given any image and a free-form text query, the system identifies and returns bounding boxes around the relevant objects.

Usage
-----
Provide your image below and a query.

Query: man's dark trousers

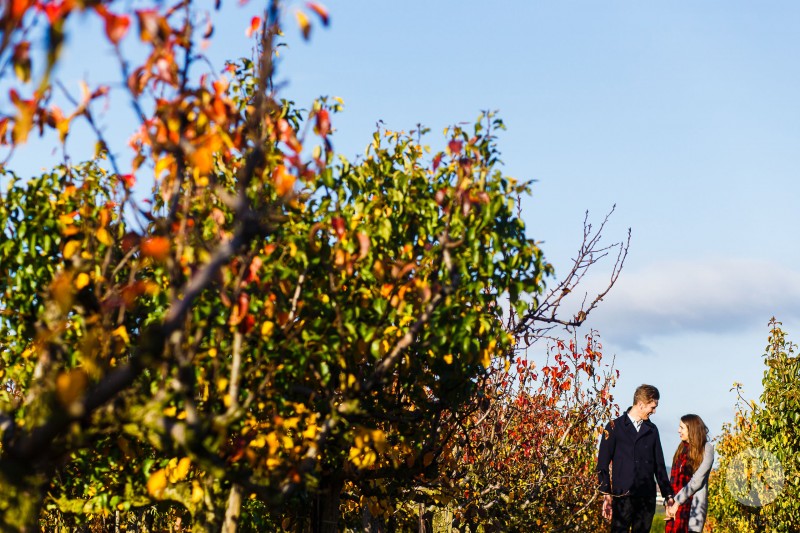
[610,494,655,533]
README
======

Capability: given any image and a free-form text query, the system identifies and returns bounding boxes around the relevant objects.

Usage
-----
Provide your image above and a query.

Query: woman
[665,414,714,533]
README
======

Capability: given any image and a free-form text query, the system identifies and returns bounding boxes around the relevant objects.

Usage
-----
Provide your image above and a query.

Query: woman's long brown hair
[673,414,709,474]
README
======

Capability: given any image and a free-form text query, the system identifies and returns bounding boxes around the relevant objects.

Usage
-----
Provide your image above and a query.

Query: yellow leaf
[169,457,191,483]
[112,326,129,345]
[260,321,275,338]
[443,354,453,365]
[295,10,311,40]
[96,228,112,246]
[147,469,167,497]
[155,154,175,178]
[191,481,204,503]
[63,240,80,258]
[302,424,319,440]
[266,432,280,455]
[480,349,491,369]
[74,273,90,290]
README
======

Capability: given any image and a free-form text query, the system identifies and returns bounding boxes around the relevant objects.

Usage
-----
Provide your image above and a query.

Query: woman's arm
[675,442,714,505]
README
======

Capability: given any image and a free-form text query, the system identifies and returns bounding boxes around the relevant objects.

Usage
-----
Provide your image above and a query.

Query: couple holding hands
[597,384,714,533]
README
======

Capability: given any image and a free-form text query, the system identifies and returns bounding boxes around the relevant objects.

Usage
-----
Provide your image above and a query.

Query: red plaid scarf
[665,442,692,533]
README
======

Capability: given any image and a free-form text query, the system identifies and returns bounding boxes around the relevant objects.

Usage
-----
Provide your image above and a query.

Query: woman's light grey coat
[674,442,714,532]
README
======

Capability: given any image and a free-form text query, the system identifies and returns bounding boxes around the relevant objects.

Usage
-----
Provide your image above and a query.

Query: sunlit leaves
[709,320,800,530]
[438,332,618,530]
[0,2,558,529]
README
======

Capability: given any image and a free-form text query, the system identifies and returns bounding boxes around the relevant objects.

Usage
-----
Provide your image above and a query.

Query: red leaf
[448,140,462,155]
[314,109,330,137]
[331,217,345,238]
[120,174,136,188]
[432,153,443,172]
[97,7,130,45]
[246,16,260,38]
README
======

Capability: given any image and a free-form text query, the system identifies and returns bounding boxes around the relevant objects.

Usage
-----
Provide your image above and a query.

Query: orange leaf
[272,165,296,197]
[140,236,170,260]
[306,2,329,26]
[103,11,131,45]
[10,0,34,20]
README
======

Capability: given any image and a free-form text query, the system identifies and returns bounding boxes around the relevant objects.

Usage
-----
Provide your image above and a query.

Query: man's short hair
[633,384,660,406]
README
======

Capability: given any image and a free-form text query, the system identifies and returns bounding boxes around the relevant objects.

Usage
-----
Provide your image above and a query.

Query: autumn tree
[707,319,800,532]
[440,332,619,532]
[0,1,627,531]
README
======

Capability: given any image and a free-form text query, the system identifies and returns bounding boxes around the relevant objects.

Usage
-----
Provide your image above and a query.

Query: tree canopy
[0,1,628,531]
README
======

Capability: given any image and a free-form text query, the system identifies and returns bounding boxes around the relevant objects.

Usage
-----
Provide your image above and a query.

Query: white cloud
[574,258,800,351]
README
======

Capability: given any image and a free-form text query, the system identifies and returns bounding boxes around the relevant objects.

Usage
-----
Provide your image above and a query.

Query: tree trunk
[222,483,243,533]
[311,476,344,533]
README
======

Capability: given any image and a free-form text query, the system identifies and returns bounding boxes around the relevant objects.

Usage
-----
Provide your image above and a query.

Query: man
[597,384,674,533]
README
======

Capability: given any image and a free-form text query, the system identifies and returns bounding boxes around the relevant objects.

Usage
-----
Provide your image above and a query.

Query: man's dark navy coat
[597,411,673,500]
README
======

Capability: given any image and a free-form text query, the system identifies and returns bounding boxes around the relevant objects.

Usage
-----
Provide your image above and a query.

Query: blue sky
[8,1,800,460]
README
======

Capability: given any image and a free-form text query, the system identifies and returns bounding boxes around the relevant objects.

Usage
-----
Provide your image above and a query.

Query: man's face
[636,399,658,420]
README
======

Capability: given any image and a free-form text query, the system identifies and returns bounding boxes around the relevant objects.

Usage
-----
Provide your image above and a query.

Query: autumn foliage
[0,1,628,531]
[707,319,800,532]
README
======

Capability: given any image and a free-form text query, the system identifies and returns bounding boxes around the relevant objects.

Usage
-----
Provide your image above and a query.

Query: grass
[651,506,666,533]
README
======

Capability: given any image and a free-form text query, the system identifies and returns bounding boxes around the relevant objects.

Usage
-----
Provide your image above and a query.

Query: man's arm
[653,426,674,499]
[597,421,616,520]
[675,443,714,504]
[596,421,616,494]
